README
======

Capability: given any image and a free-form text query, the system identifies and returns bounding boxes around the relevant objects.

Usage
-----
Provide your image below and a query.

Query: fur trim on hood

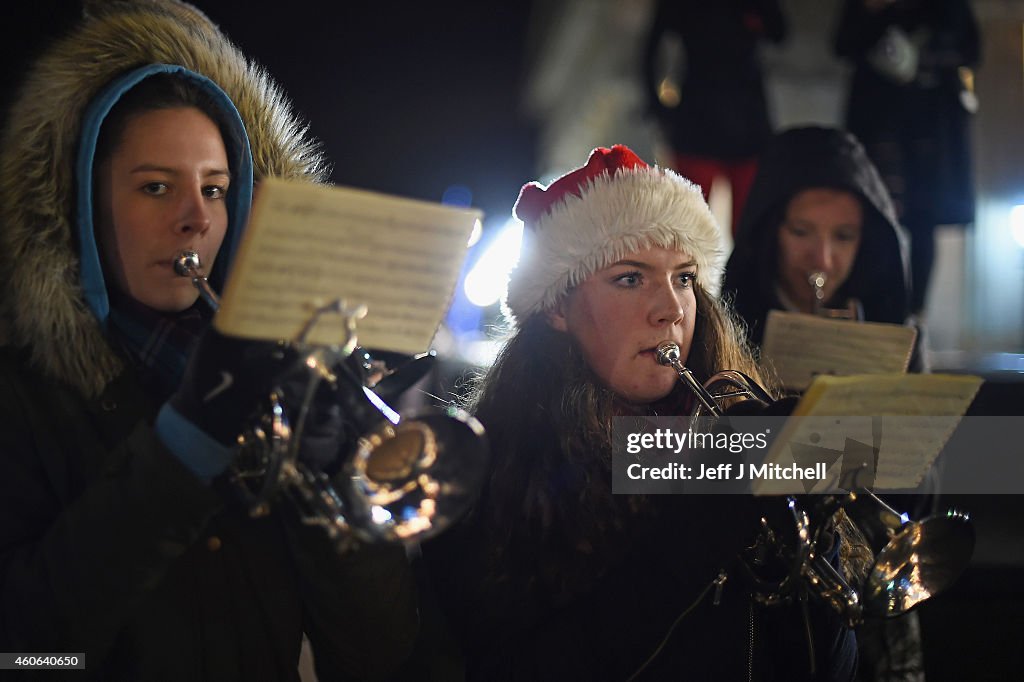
[0,0,327,397]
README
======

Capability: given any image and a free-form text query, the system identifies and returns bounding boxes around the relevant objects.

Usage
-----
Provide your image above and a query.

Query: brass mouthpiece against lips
[655,340,681,368]
[655,340,721,415]
[809,271,827,312]
[174,250,202,277]
[175,250,221,311]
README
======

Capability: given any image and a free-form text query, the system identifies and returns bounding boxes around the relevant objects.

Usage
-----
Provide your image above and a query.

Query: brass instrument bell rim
[861,514,975,618]
[349,420,440,505]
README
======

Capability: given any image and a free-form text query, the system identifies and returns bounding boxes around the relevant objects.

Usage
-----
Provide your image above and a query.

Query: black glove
[276,368,354,477]
[168,326,299,446]
[282,351,435,476]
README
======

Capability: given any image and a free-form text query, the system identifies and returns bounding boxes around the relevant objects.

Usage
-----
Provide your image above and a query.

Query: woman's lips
[639,344,681,363]
[156,256,201,269]
[155,260,191,277]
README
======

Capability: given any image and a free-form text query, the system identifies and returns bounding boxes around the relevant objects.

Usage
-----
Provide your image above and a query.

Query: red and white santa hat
[504,145,725,325]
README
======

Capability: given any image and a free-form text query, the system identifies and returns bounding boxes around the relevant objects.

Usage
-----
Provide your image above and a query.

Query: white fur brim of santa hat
[503,145,725,326]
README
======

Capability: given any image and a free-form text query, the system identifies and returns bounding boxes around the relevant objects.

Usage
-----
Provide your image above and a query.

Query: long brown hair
[464,283,774,598]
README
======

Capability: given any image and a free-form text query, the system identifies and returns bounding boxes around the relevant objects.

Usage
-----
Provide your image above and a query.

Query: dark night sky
[2,0,539,227]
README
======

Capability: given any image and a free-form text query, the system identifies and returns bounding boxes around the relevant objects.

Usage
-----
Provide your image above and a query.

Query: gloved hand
[278,352,422,477]
[277,369,355,477]
[167,326,300,446]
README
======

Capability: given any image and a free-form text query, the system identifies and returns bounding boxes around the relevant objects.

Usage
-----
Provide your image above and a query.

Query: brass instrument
[809,270,827,316]
[807,270,860,320]
[656,340,772,419]
[174,250,220,311]
[655,340,973,627]
[174,251,489,548]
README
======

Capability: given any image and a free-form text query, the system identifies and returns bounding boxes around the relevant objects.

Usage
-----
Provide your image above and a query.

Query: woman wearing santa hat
[418,145,861,681]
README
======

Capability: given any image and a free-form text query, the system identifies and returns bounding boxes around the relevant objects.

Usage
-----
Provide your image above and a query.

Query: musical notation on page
[214,178,482,353]
[754,373,982,495]
[760,310,917,391]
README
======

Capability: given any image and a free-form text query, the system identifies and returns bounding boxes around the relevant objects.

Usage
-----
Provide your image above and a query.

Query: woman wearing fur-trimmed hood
[0,2,415,679]
[0,0,326,398]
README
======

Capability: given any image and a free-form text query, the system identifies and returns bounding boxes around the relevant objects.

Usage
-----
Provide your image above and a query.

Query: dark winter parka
[0,2,415,680]
[723,126,913,348]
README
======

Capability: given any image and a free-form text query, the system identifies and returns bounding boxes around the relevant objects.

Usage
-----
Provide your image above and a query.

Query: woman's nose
[173,187,212,236]
[648,283,686,326]
[810,238,833,271]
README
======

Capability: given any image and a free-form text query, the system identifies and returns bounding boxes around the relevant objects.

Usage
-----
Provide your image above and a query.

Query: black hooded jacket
[723,126,913,348]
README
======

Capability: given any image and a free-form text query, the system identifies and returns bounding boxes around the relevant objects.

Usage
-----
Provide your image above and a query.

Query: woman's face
[95,106,230,312]
[776,188,863,312]
[547,246,697,405]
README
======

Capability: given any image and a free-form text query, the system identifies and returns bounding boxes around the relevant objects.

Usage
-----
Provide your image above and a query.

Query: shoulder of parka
[0,0,328,399]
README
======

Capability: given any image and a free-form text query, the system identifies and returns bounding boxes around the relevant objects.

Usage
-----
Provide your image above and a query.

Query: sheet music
[214,178,481,353]
[760,310,917,391]
[792,373,983,417]
[754,373,982,494]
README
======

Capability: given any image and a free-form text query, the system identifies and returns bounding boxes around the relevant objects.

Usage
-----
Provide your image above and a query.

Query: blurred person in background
[643,0,786,236]
[834,0,980,316]
[723,125,925,372]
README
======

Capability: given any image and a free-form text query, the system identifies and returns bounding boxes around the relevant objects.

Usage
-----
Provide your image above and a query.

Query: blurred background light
[467,218,483,248]
[1011,204,1024,248]
[463,219,524,308]
[442,184,473,208]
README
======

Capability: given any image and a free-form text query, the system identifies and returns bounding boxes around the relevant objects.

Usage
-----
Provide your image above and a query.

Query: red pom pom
[513,145,648,227]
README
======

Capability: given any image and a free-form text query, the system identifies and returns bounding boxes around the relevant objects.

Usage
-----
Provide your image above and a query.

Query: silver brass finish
[174,250,221,311]
[655,339,974,626]
[176,251,488,550]
[655,340,772,418]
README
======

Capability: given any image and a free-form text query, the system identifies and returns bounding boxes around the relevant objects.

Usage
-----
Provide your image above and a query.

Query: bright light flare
[464,220,524,307]
[1011,204,1024,248]
[467,218,482,248]
[371,505,393,524]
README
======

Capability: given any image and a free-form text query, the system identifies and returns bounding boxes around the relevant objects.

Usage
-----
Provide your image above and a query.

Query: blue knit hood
[76,64,254,327]
[0,0,326,398]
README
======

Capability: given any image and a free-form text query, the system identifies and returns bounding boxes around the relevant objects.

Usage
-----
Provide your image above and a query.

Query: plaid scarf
[106,291,210,402]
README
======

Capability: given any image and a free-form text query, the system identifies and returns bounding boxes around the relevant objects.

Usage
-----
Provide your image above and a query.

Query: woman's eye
[142,182,168,195]
[836,231,859,243]
[677,272,696,288]
[612,272,641,287]
[203,185,227,199]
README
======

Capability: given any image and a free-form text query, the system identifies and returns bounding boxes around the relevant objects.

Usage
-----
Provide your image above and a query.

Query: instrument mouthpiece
[174,250,202,277]
[655,341,681,367]
[808,271,827,301]
[173,250,221,312]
